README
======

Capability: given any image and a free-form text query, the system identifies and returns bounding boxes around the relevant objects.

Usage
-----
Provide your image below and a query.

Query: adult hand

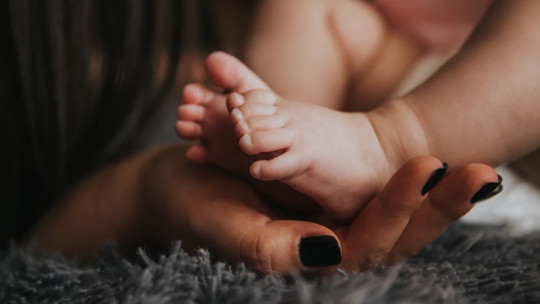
[335,157,501,271]
[30,143,501,273]
[141,146,501,273]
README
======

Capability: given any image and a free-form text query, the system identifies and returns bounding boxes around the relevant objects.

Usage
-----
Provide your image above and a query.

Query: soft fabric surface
[1,222,540,304]
[2,168,540,303]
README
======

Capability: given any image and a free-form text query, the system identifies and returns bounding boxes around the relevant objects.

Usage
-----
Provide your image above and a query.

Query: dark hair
[0,0,218,245]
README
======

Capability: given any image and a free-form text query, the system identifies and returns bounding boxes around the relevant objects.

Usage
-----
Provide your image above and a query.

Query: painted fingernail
[421,162,448,195]
[232,92,245,106]
[299,235,341,267]
[471,174,503,203]
[231,108,244,122]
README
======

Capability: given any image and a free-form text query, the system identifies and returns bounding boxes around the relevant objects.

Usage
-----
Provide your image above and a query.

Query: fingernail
[421,162,448,195]
[299,235,341,267]
[231,108,244,122]
[471,174,503,203]
[232,92,245,106]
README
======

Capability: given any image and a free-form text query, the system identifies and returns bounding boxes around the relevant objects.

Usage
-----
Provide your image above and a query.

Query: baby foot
[226,89,394,222]
[176,52,271,169]
[176,51,283,173]
[177,52,319,212]
[182,52,414,222]
[176,83,250,174]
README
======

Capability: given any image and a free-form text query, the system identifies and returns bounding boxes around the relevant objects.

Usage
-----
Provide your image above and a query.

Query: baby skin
[179,0,540,227]
[177,0,472,221]
[177,52,423,222]
[177,0,434,221]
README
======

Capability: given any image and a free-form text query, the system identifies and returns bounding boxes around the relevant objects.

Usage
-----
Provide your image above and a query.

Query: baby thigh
[244,0,385,110]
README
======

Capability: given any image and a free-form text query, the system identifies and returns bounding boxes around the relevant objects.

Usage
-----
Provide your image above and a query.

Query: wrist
[366,98,431,172]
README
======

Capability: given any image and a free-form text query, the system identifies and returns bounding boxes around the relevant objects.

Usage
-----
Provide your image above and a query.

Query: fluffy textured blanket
[1,222,539,304]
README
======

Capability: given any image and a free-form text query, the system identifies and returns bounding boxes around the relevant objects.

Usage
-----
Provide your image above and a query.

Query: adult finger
[189,199,343,274]
[337,156,446,272]
[384,163,502,263]
[147,153,342,274]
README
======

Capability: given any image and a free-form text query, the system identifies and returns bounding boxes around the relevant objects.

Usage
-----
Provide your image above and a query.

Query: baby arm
[374,0,540,169]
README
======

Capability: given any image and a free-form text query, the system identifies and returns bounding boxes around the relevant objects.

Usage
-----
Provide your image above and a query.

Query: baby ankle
[366,99,431,172]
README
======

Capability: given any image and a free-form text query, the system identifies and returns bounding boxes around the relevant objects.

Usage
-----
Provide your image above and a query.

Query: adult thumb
[230,219,342,273]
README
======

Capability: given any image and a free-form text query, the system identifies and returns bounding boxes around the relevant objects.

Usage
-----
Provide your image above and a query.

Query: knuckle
[358,251,387,271]
[242,233,274,273]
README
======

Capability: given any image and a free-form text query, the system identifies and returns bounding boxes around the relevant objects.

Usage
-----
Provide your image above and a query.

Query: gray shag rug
[1,223,540,304]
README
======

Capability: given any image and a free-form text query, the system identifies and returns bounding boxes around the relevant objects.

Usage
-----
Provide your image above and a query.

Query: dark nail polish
[421,162,448,195]
[471,174,503,203]
[299,235,341,267]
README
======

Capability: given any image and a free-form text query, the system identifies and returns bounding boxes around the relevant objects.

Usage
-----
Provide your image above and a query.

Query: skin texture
[374,0,493,51]
[397,0,540,167]
[180,0,540,225]
[177,0,427,221]
[244,0,424,111]
[29,143,501,273]
[28,0,517,274]
[178,52,428,223]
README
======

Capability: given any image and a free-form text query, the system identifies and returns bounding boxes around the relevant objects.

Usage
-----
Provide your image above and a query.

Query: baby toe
[239,129,295,155]
[242,89,280,105]
[232,103,277,123]
[182,83,221,105]
[185,144,210,163]
[234,114,288,138]
[250,154,304,181]
[175,121,203,140]
[178,104,206,122]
